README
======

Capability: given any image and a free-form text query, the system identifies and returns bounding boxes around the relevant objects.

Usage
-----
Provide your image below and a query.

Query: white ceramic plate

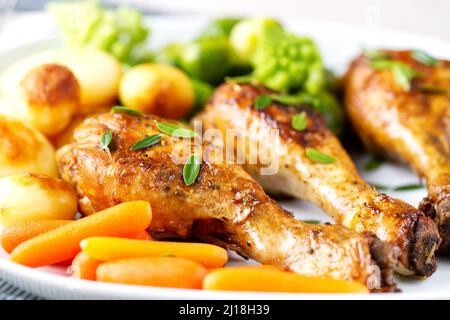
[0,14,450,300]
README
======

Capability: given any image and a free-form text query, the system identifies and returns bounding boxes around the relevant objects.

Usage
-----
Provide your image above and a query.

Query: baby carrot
[1,220,71,253]
[203,267,369,293]
[10,201,152,267]
[71,251,102,281]
[97,257,207,289]
[81,237,228,268]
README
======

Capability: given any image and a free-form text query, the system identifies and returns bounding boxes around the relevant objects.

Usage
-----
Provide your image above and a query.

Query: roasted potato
[0,49,122,117]
[119,64,194,119]
[0,173,78,227]
[0,115,58,178]
[5,64,80,136]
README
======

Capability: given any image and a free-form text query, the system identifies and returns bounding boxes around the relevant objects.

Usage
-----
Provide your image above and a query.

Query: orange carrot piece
[203,267,369,293]
[133,231,153,241]
[81,237,228,268]
[1,220,71,253]
[10,201,152,267]
[97,257,207,289]
[71,251,102,281]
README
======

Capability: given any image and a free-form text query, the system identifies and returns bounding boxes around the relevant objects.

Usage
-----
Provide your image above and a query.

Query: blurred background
[2,0,450,40]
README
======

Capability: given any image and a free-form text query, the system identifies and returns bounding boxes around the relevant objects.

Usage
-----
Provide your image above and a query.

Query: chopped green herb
[183,154,201,186]
[111,106,144,116]
[365,157,383,171]
[156,122,199,138]
[292,112,308,131]
[371,60,420,91]
[131,134,162,151]
[393,183,424,191]
[362,49,390,61]
[270,94,305,105]
[370,183,389,191]
[419,86,450,96]
[254,95,272,110]
[305,148,336,164]
[100,130,113,152]
[411,50,438,67]
[302,219,321,224]
[225,75,255,84]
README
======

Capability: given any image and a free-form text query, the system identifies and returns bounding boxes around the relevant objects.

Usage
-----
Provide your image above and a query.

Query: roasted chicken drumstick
[197,83,440,277]
[344,50,450,253]
[57,112,397,290]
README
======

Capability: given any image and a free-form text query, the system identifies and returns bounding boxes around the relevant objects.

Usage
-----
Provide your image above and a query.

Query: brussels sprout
[229,18,282,64]
[189,79,215,117]
[179,37,232,85]
[200,18,242,38]
[154,43,184,66]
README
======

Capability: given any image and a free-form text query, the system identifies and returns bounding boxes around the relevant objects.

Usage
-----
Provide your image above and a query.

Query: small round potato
[119,64,194,119]
[12,63,80,136]
[0,173,78,227]
[58,48,122,114]
[0,115,58,178]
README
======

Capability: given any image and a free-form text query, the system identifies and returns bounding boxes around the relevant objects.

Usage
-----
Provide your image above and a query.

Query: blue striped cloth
[0,278,40,300]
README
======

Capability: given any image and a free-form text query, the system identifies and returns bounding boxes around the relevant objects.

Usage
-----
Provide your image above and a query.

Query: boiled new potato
[0,115,58,178]
[2,64,80,136]
[59,48,122,114]
[119,64,194,119]
[0,173,78,227]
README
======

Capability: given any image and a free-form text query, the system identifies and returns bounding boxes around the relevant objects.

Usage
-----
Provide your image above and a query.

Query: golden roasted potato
[15,64,79,136]
[119,64,194,119]
[0,115,58,178]
[0,49,122,117]
[0,173,78,227]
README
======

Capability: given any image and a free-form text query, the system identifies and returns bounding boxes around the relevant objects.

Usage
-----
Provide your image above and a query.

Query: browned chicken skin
[197,83,440,277]
[344,51,450,253]
[56,112,397,290]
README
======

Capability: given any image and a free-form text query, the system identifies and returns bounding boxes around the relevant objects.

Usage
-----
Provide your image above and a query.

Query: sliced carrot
[10,201,152,267]
[203,267,369,293]
[97,257,207,289]
[81,237,228,268]
[71,251,102,281]
[1,220,71,253]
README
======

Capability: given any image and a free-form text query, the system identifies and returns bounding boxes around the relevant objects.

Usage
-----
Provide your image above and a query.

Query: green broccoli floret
[48,1,149,65]
[252,26,325,94]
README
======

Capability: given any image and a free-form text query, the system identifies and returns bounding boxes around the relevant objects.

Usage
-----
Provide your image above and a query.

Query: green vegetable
[48,1,149,65]
[305,148,336,164]
[411,50,438,66]
[179,37,232,84]
[200,18,242,39]
[157,122,199,138]
[229,18,282,64]
[189,79,214,116]
[100,130,113,152]
[111,106,143,116]
[131,134,162,151]
[251,25,325,94]
[292,112,308,131]
[153,43,184,66]
[254,95,272,110]
[183,154,201,186]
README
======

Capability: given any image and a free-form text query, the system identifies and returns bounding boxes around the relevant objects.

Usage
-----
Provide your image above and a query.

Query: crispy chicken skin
[197,83,440,277]
[57,112,397,290]
[344,51,450,253]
